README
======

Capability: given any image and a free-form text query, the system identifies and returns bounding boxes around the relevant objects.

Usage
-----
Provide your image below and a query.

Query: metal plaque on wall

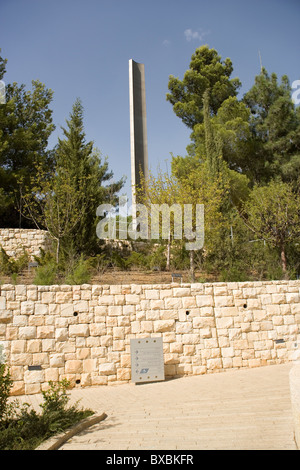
[130,337,165,383]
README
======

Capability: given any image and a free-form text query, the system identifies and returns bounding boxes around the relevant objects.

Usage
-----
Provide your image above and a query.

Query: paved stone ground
[20,363,297,450]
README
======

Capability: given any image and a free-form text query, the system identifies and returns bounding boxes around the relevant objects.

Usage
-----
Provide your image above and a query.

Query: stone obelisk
[129,59,149,207]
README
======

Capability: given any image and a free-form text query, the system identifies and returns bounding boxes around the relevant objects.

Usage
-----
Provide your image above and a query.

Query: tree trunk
[56,238,60,264]
[190,249,195,282]
[280,244,288,279]
[166,232,171,271]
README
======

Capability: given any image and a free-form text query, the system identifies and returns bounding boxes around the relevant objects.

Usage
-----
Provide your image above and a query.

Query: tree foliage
[166,45,241,129]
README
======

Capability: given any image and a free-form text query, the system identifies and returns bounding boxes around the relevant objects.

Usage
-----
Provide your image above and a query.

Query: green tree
[243,68,300,184]
[241,180,300,276]
[54,99,125,255]
[166,45,241,129]
[0,51,55,227]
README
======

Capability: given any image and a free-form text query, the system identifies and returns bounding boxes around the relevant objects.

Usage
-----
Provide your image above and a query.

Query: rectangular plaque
[130,337,165,383]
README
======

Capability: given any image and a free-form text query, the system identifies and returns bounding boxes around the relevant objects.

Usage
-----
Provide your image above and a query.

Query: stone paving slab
[18,363,297,450]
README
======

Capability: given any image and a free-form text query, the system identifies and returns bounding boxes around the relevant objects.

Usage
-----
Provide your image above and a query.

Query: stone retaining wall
[0,228,51,260]
[0,280,299,395]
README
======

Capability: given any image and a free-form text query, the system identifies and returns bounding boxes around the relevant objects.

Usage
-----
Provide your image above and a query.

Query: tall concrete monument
[129,59,149,206]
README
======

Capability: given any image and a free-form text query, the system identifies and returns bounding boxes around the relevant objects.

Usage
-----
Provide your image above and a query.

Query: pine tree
[54,98,125,255]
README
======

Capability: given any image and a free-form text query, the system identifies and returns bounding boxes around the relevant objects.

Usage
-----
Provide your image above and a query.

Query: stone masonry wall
[0,228,51,260]
[0,280,299,395]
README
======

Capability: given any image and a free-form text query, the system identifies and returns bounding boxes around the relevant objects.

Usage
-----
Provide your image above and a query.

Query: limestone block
[0,310,13,324]
[0,297,6,310]
[248,358,261,368]
[221,347,234,357]
[45,368,59,382]
[69,324,89,337]
[286,293,300,304]
[182,334,200,344]
[214,307,238,317]
[7,300,21,311]
[98,295,114,306]
[150,300,164,310]
[19,326,36,340]
[15,285,26,297]
[214,286,228,296]
[113,326,125,339]
[196,295,214,307]
[173,287,191,297]
[125,294,140,305]
[164,353,180,364]
[291,304,300,314]
[121,354,131,367]
[162,332,176,343]
[117,368,131,380]
[200,327,212,339]
[11,340,26,354]
[55,328,69,342]
[129,321,139,334]
[112,340,125,351]
[101,336,113,347]
[176,322,193,334]
[89,323,106,336]
[24,369,44,384]
[160,289,173,299]
[37,326,54,339]
[41,292,55,303]
[192,366,206,375]
[27,289,38,301]
[214,296,234,307]
[216,317,234,329]
[65,360,82,374]
[146,310,160,321]
[145,289,160,300]
[170,342,183,353]
[6,326,18,340]
[182,297,197,309]
[153,320,175,333]
[21,301,35,315]
[99,362,116,375]
[55,291,73,303]
[164,297,182,309]
[108,306,123,316]
[27,340,41,353]
[206,358,222,370]
[42,339,55,352]
[183,345,195,356]
[193,317,215,328]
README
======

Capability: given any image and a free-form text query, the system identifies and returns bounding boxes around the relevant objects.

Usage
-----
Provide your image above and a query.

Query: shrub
[0,363,12,423]
[0,247,29,276]
[64,255,92,284]
[125,251,147,270]
[33,261,58,285]
[0,371,94,450]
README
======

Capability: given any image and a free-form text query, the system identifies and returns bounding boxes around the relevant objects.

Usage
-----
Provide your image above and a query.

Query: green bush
[0,247,29,276]
[33,261,58,285]
[146,245,166,271]
[0,369,94,450]
[0,364,12,423]
[64,255,92,284]
[125,251,148,270]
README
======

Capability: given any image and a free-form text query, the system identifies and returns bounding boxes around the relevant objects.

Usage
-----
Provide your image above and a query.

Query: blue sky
[0,0,299,200]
